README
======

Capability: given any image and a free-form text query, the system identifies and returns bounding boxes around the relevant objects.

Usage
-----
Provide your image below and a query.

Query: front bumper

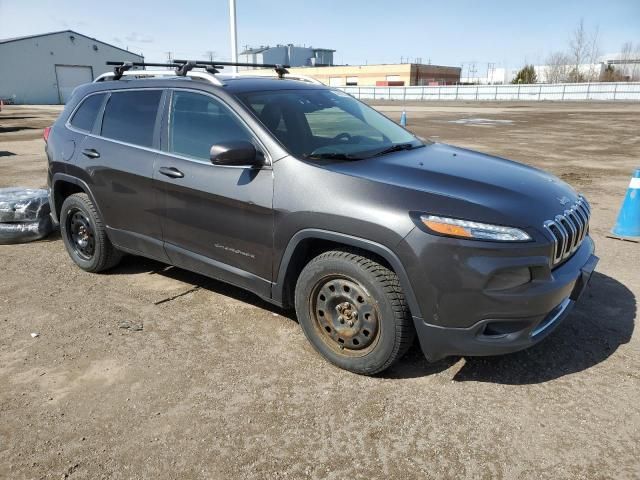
[402,231,598,361]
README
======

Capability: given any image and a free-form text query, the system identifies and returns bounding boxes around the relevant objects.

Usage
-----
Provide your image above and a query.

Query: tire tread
[62,193,121,272]
[300,248,415,375]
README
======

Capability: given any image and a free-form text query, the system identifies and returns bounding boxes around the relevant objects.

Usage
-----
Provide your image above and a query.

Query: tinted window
[70,93,105,132]
[101,90,162,147]
[169,91,253,161]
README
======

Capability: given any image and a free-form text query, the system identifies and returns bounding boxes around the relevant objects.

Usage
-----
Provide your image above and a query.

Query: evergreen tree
[512,65,538,84]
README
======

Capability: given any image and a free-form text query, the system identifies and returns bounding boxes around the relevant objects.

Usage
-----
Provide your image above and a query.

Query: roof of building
[240,46,271,55]
[0,30,144,58]
[240,44,335,55]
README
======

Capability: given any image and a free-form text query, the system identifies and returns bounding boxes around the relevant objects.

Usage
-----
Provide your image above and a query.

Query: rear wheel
[295,249,414,375]
[60,193,122,272]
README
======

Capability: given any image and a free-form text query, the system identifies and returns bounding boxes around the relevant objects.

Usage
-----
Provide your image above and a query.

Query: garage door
[55,65,93,104]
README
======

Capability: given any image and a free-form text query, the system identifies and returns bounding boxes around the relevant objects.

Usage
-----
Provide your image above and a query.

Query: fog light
[485,267,531,291]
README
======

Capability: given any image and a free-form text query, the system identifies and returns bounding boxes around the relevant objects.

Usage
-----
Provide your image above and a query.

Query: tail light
[43,126,51,143]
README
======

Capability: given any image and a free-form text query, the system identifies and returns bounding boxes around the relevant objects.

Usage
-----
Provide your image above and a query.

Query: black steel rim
[310,275,380,356]
[66,208,95,261]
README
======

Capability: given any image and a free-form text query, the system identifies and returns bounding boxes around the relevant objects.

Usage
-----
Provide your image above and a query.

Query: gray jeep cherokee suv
[46,61,598,375]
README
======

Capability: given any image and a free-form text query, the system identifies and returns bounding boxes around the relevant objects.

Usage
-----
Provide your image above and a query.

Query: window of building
[69,93,105,132]
[169,91,253,161]
[385,75,401,82]
[101,90,162,148]
[346,76,358,86]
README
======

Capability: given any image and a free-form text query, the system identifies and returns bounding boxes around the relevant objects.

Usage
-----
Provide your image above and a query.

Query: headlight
[420,215,531,242]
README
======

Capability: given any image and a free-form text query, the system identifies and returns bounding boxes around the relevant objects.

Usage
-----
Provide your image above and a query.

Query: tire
[295,249,415,375]
[0,215,53,244]
[60,193,122,272]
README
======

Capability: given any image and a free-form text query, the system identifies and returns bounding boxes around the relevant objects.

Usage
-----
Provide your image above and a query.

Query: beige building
[284,63,461,86]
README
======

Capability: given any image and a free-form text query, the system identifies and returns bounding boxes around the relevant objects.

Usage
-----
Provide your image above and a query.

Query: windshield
[238,89,425,160]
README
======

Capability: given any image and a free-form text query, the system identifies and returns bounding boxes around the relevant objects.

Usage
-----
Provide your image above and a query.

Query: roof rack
[174,59,291,79]
[95,60,292,86]
[232,71,324,85]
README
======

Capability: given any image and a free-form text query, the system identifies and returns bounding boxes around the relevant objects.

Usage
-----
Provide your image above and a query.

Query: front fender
[273,228,422,318]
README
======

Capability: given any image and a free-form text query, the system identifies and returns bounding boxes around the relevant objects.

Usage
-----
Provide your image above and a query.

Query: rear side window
[101,90,162,147]
[69,93,105,132]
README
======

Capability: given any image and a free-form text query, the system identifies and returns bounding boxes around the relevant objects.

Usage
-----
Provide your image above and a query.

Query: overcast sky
[1,0,638,74]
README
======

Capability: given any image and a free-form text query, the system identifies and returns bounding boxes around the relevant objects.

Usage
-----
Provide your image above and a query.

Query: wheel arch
[51,174,102,224]
[273,229,422,318]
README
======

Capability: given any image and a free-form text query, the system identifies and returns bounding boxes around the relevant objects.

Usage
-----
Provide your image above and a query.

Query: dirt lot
[1,102,639,479]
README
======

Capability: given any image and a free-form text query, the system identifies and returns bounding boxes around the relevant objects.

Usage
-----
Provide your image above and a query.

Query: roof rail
[96,60,293,85]
[95,61,226,86]
[94,68,226,86]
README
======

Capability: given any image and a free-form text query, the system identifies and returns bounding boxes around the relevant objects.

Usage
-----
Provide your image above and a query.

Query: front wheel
[295,249,415,375]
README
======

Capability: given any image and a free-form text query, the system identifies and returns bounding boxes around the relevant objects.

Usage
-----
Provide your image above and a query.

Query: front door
[155,89,274,297]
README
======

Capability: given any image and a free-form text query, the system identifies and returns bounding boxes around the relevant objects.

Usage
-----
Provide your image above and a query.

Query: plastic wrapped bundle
[0,188,54,244]
[0,188,50,223]
[0,216,53,244]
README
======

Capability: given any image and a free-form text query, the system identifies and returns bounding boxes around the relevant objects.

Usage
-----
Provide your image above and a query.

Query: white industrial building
[0,30,143,104]
[461,53,640,85]
[239,44,335,68]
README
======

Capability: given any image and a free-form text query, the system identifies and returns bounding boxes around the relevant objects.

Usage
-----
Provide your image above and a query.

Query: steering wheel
[333,132,352,142]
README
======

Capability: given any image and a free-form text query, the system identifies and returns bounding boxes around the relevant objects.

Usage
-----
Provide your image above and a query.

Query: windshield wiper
[370,143,423,158]
[306,152,364,160]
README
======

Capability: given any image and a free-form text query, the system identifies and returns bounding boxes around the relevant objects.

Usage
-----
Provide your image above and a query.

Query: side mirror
[209,141,264,167]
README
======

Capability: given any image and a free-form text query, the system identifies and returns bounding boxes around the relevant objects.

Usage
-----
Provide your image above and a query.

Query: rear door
[55,65,93,104]
[155,89,274,297]
[76,88,168,260]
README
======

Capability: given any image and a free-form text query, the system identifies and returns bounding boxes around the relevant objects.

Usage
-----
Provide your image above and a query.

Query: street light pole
[229,0,238,73]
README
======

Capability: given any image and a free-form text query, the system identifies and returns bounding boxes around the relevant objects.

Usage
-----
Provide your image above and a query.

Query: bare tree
[635,43,640,81]
[614,42,634,81]
[545,51,571,83]
[586,25,601,81]
[568,18,588,81]
[567,19,602,82]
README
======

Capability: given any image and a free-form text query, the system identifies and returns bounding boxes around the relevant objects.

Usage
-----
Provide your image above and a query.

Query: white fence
[338,82,640,101]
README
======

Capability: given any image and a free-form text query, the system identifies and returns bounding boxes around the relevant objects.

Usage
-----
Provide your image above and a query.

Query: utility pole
[229,0,238,73]
[204,50,216,62]
[469,62,478,84]
[165,51,173,69]
[487,62,495,84]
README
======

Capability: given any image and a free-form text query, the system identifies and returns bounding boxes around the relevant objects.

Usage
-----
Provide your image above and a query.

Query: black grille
[543,196,591,266]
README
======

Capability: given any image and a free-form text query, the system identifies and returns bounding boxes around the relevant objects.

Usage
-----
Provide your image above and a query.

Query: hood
[323,143,580,229]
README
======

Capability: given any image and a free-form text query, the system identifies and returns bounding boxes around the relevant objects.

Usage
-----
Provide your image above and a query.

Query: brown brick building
[284,63,461,86]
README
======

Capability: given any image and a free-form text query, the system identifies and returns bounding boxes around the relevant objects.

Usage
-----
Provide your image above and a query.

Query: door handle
[81,148,100,159]
[159,166,184,179]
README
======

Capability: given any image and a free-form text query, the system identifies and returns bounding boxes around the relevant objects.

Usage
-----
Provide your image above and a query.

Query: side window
[169,91,254,161]
[101,90,162,147]
[69,93,105,132]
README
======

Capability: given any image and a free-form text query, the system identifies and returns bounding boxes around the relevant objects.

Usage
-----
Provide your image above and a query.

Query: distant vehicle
[45,60,598,375]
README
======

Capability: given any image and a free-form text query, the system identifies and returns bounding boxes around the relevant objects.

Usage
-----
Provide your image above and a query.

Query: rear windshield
[238,89,423,160]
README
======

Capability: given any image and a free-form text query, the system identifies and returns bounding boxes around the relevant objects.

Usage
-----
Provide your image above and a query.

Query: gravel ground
[0,102,639,479]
